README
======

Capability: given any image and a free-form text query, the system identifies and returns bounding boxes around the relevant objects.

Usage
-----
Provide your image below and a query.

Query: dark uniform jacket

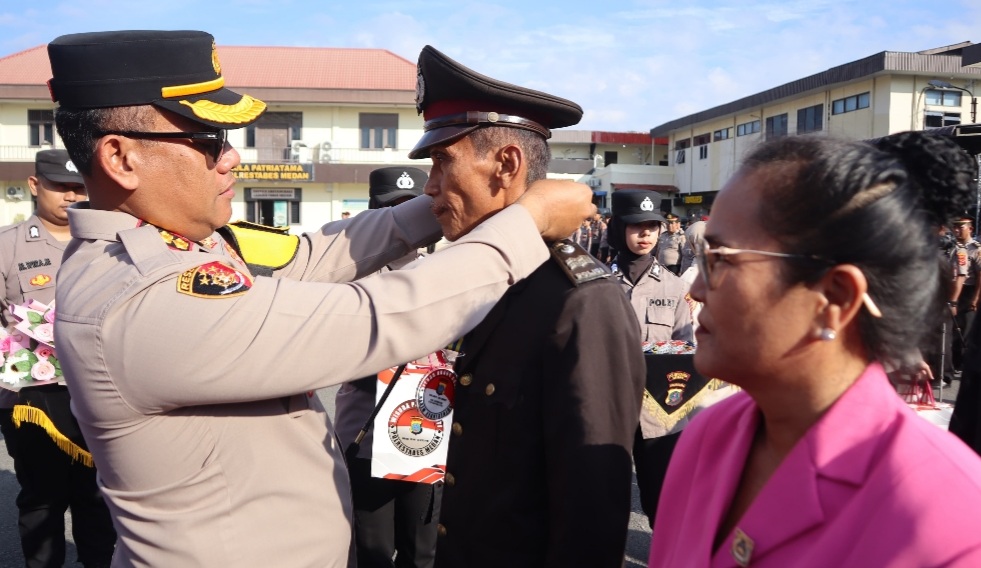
[435,241,646,568]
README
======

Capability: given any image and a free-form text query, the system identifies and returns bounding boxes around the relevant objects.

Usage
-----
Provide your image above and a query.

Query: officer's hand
[518,180,596,241]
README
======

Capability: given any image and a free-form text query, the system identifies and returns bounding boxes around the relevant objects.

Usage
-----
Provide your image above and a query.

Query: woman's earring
[818,328,837,341]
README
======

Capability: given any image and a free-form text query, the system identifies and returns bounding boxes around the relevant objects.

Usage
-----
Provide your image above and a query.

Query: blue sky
[2,0,980,133]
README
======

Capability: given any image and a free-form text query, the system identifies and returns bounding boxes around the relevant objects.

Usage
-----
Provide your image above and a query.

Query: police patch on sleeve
[177,261,252,298]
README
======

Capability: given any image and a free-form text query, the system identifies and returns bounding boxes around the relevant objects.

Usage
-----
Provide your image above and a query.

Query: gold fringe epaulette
[12,404,93,467]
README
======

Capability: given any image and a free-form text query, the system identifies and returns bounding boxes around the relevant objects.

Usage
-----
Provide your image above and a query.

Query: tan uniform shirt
[0,216,65,408]
[614,261,693,345]
[656,230,686,267]
[56,197,547,567]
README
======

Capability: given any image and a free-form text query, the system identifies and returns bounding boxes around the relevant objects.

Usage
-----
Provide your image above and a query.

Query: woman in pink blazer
[649,132,981,567]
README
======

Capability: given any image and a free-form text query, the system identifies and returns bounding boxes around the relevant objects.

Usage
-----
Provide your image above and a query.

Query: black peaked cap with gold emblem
[409,45,583,159]
[47,30,266,129]
[612,190,665,225]
[369,167,428,209]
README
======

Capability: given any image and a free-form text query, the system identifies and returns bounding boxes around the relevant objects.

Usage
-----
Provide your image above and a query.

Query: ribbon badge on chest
[415,367,456,420]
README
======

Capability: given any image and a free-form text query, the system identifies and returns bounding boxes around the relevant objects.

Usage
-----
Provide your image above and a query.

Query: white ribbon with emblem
[370,353,454,484]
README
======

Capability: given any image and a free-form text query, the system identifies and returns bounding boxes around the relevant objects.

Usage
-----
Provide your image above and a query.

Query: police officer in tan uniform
[656,212,686,275]
[608,190,695,526]
[951,216,981,378]
[46,30,594,567]
[333,166,443,568]
[0,149,116,568]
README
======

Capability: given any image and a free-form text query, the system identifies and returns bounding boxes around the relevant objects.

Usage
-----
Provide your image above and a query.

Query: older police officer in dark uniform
[408,45,646,568]
[0,150,116,568]
[334,166,443,568]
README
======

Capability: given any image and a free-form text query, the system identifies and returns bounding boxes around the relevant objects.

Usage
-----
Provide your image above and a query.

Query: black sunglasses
[95,129,228,162]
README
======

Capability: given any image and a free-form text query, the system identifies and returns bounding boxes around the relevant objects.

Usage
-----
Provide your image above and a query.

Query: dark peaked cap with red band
[47,30,266,129]
[409,45,583,159]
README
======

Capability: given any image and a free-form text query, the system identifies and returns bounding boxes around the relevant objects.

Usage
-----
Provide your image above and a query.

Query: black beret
[409,45,583,159]
[35,149,83,184]
[611,190,665,225]
[47,30,266,129]
[369,167,428,209]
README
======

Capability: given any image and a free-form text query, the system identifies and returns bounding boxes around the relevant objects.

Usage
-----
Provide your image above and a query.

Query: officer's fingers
[520,180,594,240]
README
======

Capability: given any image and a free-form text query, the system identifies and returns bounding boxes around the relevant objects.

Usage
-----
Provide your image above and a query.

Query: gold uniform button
[445,472,455,486]
[437,523,447,537]
[485,383,496,396]
[451,422,463,436]
[459,373,472,386]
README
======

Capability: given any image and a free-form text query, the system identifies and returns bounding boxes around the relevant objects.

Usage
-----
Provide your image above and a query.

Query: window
[765,114,788,138]
[713,127,733,141]
[28,110,54,147]
[674,138,691,150]
[693,133,711,146]
[604,151,618,165]
[925,89,962,107]
[736,120,761,136]
[831,92,870,115]
[675,150,686,164]
[245,112,303,161]
[699,146,708,160]
[925,111,961,129]
[360,113,398,149]
[797,104,823,134]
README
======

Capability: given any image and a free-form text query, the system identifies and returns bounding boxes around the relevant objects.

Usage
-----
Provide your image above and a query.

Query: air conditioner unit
[290,141,312,163]
[318,141,332,163]
[6,187,24,200]
[587,178,602,188]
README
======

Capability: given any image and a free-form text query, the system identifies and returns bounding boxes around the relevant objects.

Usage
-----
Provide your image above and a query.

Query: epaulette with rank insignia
[549,239,610,286]
[218,221,300,277]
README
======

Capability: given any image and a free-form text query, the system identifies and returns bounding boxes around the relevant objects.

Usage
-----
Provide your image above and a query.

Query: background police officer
[334,166,443,568]
[656,212,686,276]
[951,215,981,381]
[608,190,693,526]
[0,149,115,568]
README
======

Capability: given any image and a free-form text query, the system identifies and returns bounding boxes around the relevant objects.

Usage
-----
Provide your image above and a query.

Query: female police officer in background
[648,132,981,567]
[608,190,692,526]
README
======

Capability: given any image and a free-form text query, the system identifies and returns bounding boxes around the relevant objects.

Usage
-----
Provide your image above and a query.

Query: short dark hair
[742,133,977,373]
[54,105,156,176]
[468,126,551,184]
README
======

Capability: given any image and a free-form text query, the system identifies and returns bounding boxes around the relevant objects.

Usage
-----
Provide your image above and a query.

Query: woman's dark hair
[742,132,977,372]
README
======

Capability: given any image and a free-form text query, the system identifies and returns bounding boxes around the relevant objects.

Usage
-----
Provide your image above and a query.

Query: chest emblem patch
[29,274,52,287]
[387,400,444,457]
[177,261,252,298]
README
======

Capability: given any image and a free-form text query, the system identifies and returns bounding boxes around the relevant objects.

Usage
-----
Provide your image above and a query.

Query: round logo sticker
[387,400,444,457]
[415,367,456,420]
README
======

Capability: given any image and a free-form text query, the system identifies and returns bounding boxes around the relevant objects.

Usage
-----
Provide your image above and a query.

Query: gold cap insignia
[211,40,222,76]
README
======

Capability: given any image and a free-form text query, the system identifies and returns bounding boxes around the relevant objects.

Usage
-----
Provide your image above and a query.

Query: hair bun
[872,131,978,226]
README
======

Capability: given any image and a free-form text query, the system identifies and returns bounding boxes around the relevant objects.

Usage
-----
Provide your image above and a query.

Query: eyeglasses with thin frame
[695,242,883,318]
[95,129,228,162]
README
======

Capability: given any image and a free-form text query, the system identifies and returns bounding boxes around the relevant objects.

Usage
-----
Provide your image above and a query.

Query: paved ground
[0,381,962,567]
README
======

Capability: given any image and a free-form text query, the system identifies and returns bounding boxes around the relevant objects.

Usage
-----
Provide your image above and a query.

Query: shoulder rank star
[177,261,252,298]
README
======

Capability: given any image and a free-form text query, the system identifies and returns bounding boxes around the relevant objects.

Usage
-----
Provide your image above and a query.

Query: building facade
[650,42,981,219]
[0,44,663,230]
